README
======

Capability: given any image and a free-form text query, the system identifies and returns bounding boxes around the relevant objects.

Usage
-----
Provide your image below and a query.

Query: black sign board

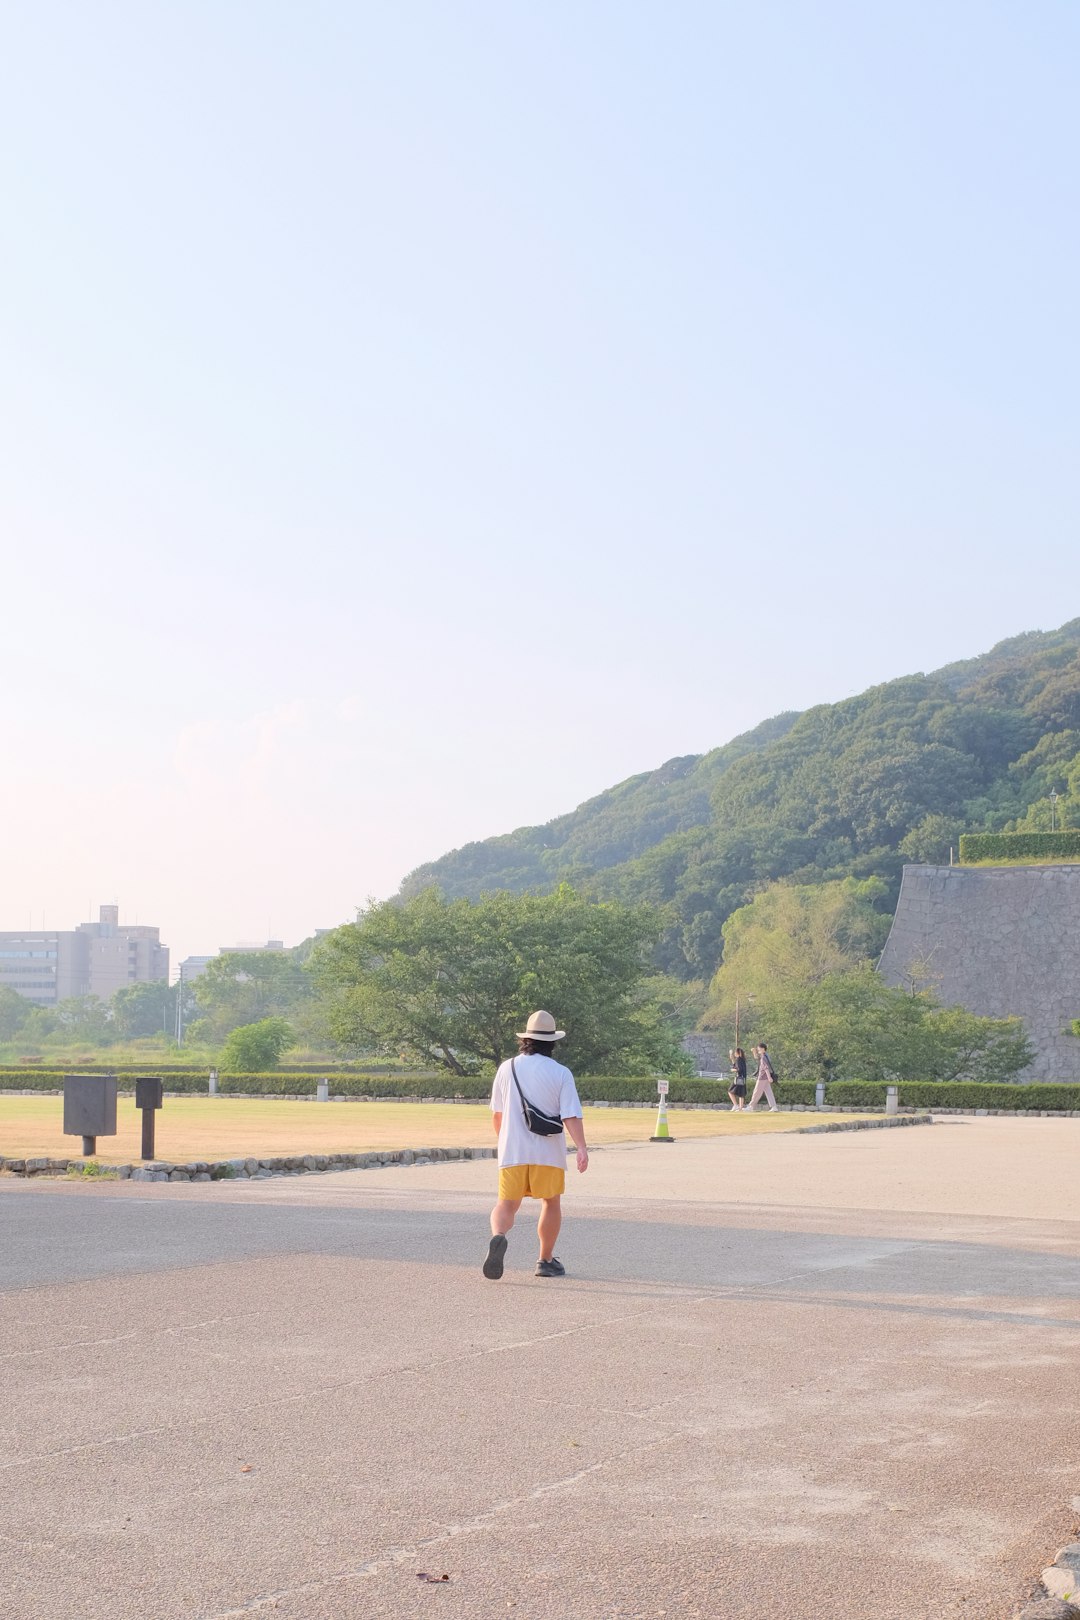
[135,1076,165,1161]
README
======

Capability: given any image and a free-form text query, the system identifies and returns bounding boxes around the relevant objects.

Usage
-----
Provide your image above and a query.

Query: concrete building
[178,956,214,985]
[0,905,169,1006]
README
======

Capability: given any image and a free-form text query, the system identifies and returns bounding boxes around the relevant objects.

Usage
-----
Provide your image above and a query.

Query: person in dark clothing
[728,1047,747,1111]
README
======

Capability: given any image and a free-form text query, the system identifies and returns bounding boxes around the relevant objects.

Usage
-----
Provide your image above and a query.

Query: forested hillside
[400,621,1080,978]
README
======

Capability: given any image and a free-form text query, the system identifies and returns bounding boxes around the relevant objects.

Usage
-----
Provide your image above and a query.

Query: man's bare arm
[493,1111,502,1136]
[563,1115,589,1173]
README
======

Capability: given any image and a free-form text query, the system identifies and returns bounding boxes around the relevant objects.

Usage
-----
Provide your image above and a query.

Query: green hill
[400,619,1080,977]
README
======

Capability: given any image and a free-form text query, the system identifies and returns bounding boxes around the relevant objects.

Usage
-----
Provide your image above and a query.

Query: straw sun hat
[516,1009,566,1042]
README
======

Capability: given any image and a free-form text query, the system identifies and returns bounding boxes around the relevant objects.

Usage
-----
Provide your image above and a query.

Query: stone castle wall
[681,1034,728,1075]
[878,864,1080,1080]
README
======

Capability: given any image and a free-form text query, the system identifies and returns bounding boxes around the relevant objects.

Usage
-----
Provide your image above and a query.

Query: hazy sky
[2,2,1078,971]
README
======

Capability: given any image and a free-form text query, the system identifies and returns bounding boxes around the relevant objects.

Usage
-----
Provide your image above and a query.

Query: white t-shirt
[490,1052,583,1169]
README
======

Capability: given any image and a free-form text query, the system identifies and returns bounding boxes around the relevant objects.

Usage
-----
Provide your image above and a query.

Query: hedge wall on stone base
[828,1080,1080,1110]
[959,831,1080,863]
[2,1071,1078,1110]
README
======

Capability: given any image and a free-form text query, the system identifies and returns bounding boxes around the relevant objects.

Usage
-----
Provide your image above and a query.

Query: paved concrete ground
[2,1118,1079,1620]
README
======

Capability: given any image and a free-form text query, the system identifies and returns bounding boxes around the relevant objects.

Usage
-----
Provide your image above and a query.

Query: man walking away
[747,1042,779,1112]
[483,1010,589,1280]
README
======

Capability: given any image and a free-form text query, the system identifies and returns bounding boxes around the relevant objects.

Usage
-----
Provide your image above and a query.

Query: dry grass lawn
[0,1095,875,1164]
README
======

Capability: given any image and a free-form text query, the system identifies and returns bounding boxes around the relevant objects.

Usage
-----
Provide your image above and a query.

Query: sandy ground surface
[2,1117,1078,1620]
[0,1093,872,1162]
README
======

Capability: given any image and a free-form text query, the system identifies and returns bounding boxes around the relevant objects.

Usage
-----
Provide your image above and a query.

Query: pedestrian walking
[746,1042,779,1112]
[483,1010,589,1281]
[728,1047,748,1110]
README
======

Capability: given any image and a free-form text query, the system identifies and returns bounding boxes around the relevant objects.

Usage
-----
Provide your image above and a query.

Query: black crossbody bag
[510,1058,565,1137]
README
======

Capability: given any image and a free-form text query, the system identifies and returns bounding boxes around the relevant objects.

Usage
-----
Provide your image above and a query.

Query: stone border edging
[0,1146,498,1182]
[0,1112,933,1182]
[789,1113,933,1135]
[1016,1531,1080,1616]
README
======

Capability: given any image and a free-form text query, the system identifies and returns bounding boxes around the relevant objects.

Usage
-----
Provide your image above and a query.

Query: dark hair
[519,1037,557,1058]
[734,1047,744,1058]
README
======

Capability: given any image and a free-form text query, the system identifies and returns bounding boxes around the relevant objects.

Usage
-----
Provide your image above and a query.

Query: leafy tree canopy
[220,1017,296,1071]
[192,949,314,1041]
[704,878,892,1027]
[0,986,34,1041]
[110,981,175,1040]
[52,996,113,1044]
[760,969,1034,1086]
[311,885,691,1076]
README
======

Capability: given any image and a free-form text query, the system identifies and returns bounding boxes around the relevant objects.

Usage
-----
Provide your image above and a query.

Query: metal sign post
[135,1077,164,1161]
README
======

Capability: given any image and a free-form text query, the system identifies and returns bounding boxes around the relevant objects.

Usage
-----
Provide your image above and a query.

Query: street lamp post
[1051,790,1059,833]
[734,994,754,1050]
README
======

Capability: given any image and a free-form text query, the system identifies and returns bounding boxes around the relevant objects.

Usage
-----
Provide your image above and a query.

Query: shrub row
[0,1062,424,1076]
[3,1069,1079,1110]
[959,831,1080,863]
[578,1076,819,1106]
[0,1069,396,1094]
[827,1080,1080,1110]
[212,1074,493,1098]
[0,1069,810,1105]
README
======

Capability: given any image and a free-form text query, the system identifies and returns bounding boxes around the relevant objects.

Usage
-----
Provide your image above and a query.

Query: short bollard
[815,1081,826,1108]
[885,1085,899,1116]
[135,1076,164,1161]
[317,1077,329,1103]
[208,1068,219,1097]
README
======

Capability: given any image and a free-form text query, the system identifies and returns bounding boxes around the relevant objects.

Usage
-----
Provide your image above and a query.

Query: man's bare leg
[537,1195,562,1261]
[484,1197,521,1279]
[491,1197,521,1236]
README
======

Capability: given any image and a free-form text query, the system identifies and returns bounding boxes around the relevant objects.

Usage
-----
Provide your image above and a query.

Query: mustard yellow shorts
[498,1164,566,1201]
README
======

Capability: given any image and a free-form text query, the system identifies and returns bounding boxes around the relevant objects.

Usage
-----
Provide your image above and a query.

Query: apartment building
[0,905,170,1006]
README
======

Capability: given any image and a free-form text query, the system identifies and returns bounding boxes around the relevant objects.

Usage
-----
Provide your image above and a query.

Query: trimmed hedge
[2,1068,1078,1110]
[0,1069,400,1095]
[827,1080,1080,1110]
[215,1074,492,1098]
[0,1062,425,1076]
[959,831,1080,864]
[0,1069,813,1104]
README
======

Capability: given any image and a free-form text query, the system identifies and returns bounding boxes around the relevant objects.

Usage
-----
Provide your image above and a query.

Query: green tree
[110,981,175,1040]
[220,1017,296,1071]
[192,949,314,1041]
[704,877,892,1029]
[52,996,113,1044]
[899,813,965,865]
[17,1006,57,1048]
[0,986,34,1041]
[761,968,1033,1084]
[311,885,688,1075]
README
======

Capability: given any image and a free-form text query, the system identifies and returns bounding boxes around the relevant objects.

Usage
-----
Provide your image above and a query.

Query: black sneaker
[483,1234,508,1280]
[535,1256,566,1278]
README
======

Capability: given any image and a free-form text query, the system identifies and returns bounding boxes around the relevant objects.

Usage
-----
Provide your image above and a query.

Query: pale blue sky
[2,2,1078,968]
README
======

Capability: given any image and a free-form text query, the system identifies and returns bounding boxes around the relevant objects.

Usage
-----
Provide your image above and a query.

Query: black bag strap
[510,1058,529,1119]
